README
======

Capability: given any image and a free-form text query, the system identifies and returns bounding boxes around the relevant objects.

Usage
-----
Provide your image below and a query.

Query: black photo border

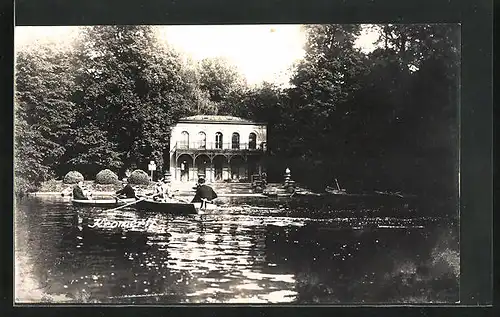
[3,0,494,316]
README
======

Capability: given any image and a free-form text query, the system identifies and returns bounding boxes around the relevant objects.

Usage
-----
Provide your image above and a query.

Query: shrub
[14,177,39,197]
[128,169,150,185]
[39,179,65,192]
[63,171,84,184]
[95,169,119,184]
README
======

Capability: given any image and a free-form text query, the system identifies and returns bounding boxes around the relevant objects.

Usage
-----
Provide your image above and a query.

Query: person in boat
[72,181,89,200]
[153,178,173,202]
[191,176,217,208]
[153,180,164,201]
[115,182,137,199]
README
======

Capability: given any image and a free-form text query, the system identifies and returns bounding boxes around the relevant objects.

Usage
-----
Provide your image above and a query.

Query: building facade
[169,115,267,182]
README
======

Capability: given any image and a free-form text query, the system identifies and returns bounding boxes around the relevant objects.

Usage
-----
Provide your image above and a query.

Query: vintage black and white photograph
[14,24,460,304]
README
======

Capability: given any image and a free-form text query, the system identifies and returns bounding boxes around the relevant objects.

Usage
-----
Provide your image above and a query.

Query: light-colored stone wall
[169,121,267,182]
[169,122,267,151]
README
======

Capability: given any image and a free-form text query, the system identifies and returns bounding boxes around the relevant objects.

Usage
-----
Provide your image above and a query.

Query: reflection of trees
[53,209,177,301]
[227,195,417,220]
[17,199,80,296]
[264,222,459,303]
[286,195,417,219]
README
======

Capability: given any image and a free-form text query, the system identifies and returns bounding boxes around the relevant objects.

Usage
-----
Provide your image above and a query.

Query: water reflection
[15,196,458,304]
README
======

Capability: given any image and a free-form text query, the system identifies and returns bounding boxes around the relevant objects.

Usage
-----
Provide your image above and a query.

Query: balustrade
[176,141,263,151]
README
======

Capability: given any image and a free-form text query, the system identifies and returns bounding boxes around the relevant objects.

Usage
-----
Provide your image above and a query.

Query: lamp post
[284,167,295,193]
[284,168,291,183]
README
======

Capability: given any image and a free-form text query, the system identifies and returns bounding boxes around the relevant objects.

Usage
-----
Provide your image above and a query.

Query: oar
[113,195,139,202]
[172,196,215,209]
[202,198,209,210]
[112,195,123,203]
[106,197,147,212]
[335,178,341,191]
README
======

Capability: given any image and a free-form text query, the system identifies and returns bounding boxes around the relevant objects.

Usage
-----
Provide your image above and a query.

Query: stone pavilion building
[169,115,267,182]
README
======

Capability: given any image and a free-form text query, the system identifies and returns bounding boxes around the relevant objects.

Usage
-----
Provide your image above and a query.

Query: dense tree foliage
[14,45,77,192]
[256,24,459,208]
[196,57,248,115]
[64,26,202,177]
[286,25,368,159]
[15,24,460,209]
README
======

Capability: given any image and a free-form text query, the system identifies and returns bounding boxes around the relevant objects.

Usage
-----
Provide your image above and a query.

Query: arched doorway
[198,131,206,149]
[230,156,245,180]
[213,155,226,181]
[195,154,210,181]
[249,132,257,150]
[180,131,189,149]
[215,132,223,149]
[247,156,259,179]
[177,154,193,181]
[232,132,240,149]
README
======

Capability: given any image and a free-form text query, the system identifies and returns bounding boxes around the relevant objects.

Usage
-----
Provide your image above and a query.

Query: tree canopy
[15,24,460,209]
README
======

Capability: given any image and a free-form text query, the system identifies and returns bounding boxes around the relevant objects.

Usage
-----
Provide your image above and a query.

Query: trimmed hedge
[63,171,84,184]
[128,169,150,185]
[95,169,119,184]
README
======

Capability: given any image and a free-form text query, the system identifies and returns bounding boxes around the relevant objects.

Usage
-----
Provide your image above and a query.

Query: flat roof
[178,115,266,125]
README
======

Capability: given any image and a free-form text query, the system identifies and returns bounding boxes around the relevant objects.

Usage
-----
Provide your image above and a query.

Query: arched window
[248,132,257,150]
[232,132,240,149]
[180,131,189,149]
[215,132,223,149]
[198,131,206,149]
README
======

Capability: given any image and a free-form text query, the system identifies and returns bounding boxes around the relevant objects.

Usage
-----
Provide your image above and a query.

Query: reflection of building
[169,115,267,182]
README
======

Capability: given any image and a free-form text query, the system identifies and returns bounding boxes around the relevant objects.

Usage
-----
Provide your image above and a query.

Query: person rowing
[191,176,217,209]
[72,181,91,200]
[115,182,137,200]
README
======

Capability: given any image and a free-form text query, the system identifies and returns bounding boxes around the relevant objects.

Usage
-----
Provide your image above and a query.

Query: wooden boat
[294,191,323,197]
[325,178,349,195]
[325,186,348,195]
[135,199,197,215]
[71,197,136,207]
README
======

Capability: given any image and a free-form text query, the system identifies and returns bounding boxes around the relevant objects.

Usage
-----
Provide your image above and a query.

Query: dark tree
[14,45,77,191]
[67,26,201,176]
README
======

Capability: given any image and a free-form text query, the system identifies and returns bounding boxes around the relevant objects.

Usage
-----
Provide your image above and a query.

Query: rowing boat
[325,186,348,195]
[135,199,197,215]
[134,198,218,215]
[71,197,136,207]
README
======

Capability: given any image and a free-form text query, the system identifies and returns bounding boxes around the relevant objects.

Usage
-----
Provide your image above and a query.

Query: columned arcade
[169,115,267,182]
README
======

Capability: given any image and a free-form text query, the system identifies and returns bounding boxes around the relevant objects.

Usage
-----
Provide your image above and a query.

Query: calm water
[15,196,459,304]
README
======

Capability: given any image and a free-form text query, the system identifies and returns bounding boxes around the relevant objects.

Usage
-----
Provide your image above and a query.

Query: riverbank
[29,179,309,198]
[28,180,417,201]
[28,192,270,199]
